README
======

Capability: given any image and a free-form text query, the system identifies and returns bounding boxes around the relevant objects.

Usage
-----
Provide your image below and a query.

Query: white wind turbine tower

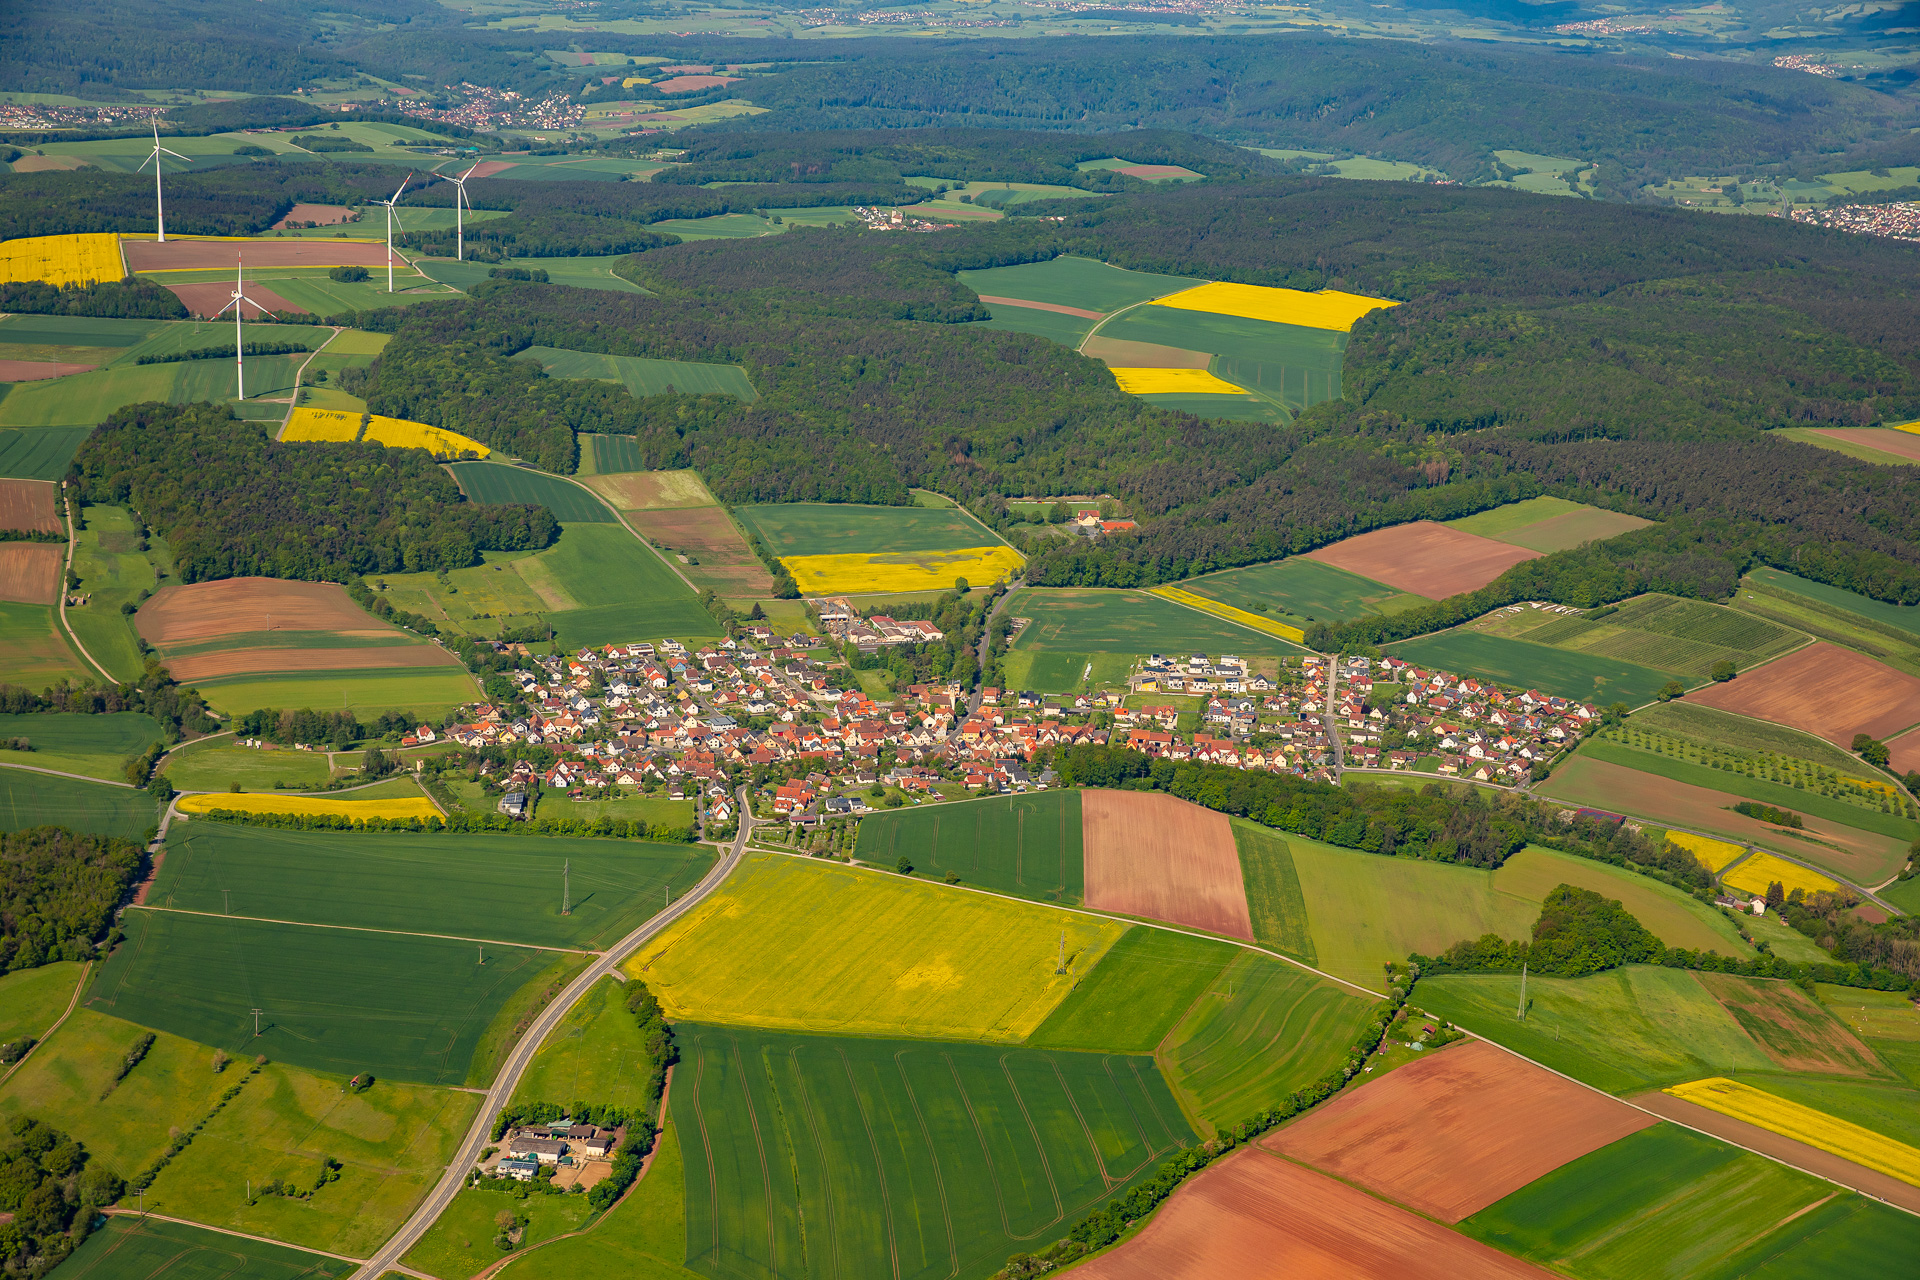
[375,172,414,293]
[212,257,270,400]
[137,118,189,243]
[435,162,481,261]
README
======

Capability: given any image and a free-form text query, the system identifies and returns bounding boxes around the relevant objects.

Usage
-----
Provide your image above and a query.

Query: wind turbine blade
[237,294,271,314]
[390,172,413,204]
[461,162,480,182]
[212,298,239,318]
[160,148,190,161]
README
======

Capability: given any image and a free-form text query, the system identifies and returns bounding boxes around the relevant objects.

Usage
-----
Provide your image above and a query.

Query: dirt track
[166,282,298,319]
[137,578,382,647]
[1265,1039,1656,1222]
[124,239,393,271]
[0,544,64,605]
[1688,642,1920,747]
[1082,790,1253,939]
[1071,1146,1554,1279]
[0,480,62,534]
[1304,521,1541,599]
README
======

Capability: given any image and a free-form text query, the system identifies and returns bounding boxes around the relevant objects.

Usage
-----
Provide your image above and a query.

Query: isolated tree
[895,856,913,875]
[1657,680,1686,702]
[1710,659,1737,682]
[1852,733,1891,769]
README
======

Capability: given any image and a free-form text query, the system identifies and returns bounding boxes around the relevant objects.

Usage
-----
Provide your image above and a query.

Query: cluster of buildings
[1790,202,1920,244]
[490,1119,618,1183]
[1772,54,1843,77]
[0,101,159,131]
[852,205,962,233]
[813,599,945,650]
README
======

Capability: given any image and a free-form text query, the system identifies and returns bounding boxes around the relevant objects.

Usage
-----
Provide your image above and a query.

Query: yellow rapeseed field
[783,545,1024,595]
[1665,830,1748,874]
[1891,420,1920,437]
[1720,849,1840,898]
[282,408,489,459]
[1110,367,1249,395]
[1155,281,1400,332]
[1152,585,1305,643]
[281,408,363,443]
[1666,1077,1920,1187]
[625,852,1123,1041]
[178,793,441,821]
[0,234,123,288]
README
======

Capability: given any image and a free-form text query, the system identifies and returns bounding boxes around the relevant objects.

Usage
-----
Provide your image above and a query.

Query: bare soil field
[1304,522,1541,599]
[1696,972,1889,1077]
[1081,337,1211,368]
[165,282,297,319]
[1811,428,1920,463]
[654,75,740,93]
[0,480,62,534]
[124,239,391,271]
[1688,642,1920,747]
[1074,1146,1554,1280]
[137,578,384,648]
[0,360,96,381]
[466,160,517,178]
[976,295,1105,319]
[165,642,458,682]
[271,203,355,228]
[1538,756,1906,887]
[581,469,715,508]
[0,544,63,604]
[1082,790,1253,939]
[1890,729,1920,776]
[1119,164,1201,179]
[1634,1089,1920,1214]
[625,507,771,595]
[1265,1039,1656,1222]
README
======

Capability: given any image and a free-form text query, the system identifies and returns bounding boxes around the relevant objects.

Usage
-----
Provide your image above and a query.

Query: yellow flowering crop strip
[1152,585,1305,643]
[783,545,1025,595]
[282,408,489,459]
[1154,281,1400,332]
[282,408,363,443]
[179,793,441,821]
[1720,850,1840,898]
[0,234,124,288]
[1666,830,1747,874]
[1110,367,1249,395]
[1666,1077,1920,1187]
[1891,420,1920,436]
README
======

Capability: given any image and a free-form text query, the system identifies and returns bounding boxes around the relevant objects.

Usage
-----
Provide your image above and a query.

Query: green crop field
[0,357,308,427]
[0,768,156,840]
[969,305,1097,348]
[513,974,662,1110]
[734,502,995,557]
[1134,392,1293,422]
[190,667,481,718]
[449,462,616,521]
[1030,927,1236,1052]
[1385,629,1673,705]
[162,740,335,791]
[514,345,757,401]
[149,823,715,952]
[1418,965,1774,1094]
[672,1024,1194,1280]
[853,790,1084,903]
[1747,566,1920,639]
[422,254,649,294]
[1445,496,1589,537]
[1000,649,1134,694]
[1160,950,1373,1132]
[588,433,646,473]
[1231,821,1316,961]
[0,427,93,480]
[60,1214,355,1280]
[530,524,718,646]
[405,1184,595,1280]
[625,853,1123,1042]
[1184,557,1430,627]
[1728,1074,1920,1149]
[1492,844,1748,955]
[1097,307,1348,412]
[1491,593,1806,679]
[0,960,82,1046]
[90,908,575,1085]
[1460,1122,1856,1280]
[144,1063,480,1257]
[1007,588,1282,655]
[956,255,1200,312]
[0,601,89,688]
[0,711,160,781]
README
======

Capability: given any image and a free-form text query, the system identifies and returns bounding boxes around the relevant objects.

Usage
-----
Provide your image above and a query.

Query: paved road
[1324,653,1343,776]
[349,786,758,1280]
[0,760,136,788]
[967,579,1021,717]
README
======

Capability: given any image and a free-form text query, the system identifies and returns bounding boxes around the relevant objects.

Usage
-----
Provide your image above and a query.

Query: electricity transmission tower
[1516,963,1528,1021]
[561,859,571,916]
[250,1008,263,1036]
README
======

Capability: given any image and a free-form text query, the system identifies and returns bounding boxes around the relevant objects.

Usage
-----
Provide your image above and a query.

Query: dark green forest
[0,827,143,972]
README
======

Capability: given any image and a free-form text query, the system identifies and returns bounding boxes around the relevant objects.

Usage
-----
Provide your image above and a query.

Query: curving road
[349,785,758,1280]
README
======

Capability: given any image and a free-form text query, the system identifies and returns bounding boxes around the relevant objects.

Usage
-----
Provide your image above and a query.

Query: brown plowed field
[0,544,63,604]
[1633,1090,1920,1214]
[654,75,740,94]
[1072,1147,1554,1280]
[1264,1038,1656,1222]
[1812,428,1920,463]
[1696,971,1889,1077]
[1890,728,1920,775]
[1082,790,1252,939]
[137,578,380,647]
[166,642,457,682]
[626,507,772,595]
[1081,337,1210,368]
[166,282,297,319]
[977,295,1104,320]
[0,480,62,534]
[466,160,517,178]
[1118,164,1201,180]
[1688,642,1920,747]
[0,360,97,381]
[271,203,355,229]
[1304,521,1541,599]
[124,239,392,271]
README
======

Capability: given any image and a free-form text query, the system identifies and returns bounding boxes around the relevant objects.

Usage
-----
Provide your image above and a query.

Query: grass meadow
[0,769,156,840]
[852,790,1084,903]
[1000,648,1135,694]
[0,356,309,427]
[162,740,336,791]
[1007,588,1283,656]
[448,462,616,521]
[624,853,1123,1042]
[1184,557,1429,628]
[420,255,649,294]
[0,710,160,781]
[1747,566,1920,639]
[1417,966,1775,1094]
[735,502,995,558]
[513,974,661,1111]
[142,1064,481,1257]
[1231,821,1318,962]
[65,504,167,681]
[514,345,757,401]
[0,427,93,480]
[1476,592,1806,680]
[957,254,1200,313]
[1030,927,1235,1053]
[190,667,481,719]
[90,908,576,1085]
[1385,629,1674,705]
[60,1215,354,1280]
[1733,1073,1920,1149]
[404,1185,596,1280]
[0,960,82,1046]
[672,1024,1193,1280]
[1444,496,1589,538]
[149,823,715,952]
[0,601,90,688]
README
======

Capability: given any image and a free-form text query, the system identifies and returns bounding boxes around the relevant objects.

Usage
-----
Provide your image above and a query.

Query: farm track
[124,904,600,954]
[0,760,135,787]
[56,490,113,681]
[348,786,758,1280]
[276,326,342,436]
[0,960,90,1088]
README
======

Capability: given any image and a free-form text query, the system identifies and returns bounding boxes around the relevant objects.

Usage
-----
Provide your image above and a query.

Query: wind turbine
[375,172,414,293]
[136,118,189,244]
[435,163,480,261]
[212,257,270,400]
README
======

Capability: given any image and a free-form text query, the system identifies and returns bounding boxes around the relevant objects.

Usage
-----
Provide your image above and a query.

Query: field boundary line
[278,325,343,436]
[0,760,135,787]
[57,487,115,682]
[536,464,704,596]
[0,959,90,1088]
[99,1209,369,1262]
[123,904,598,953]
